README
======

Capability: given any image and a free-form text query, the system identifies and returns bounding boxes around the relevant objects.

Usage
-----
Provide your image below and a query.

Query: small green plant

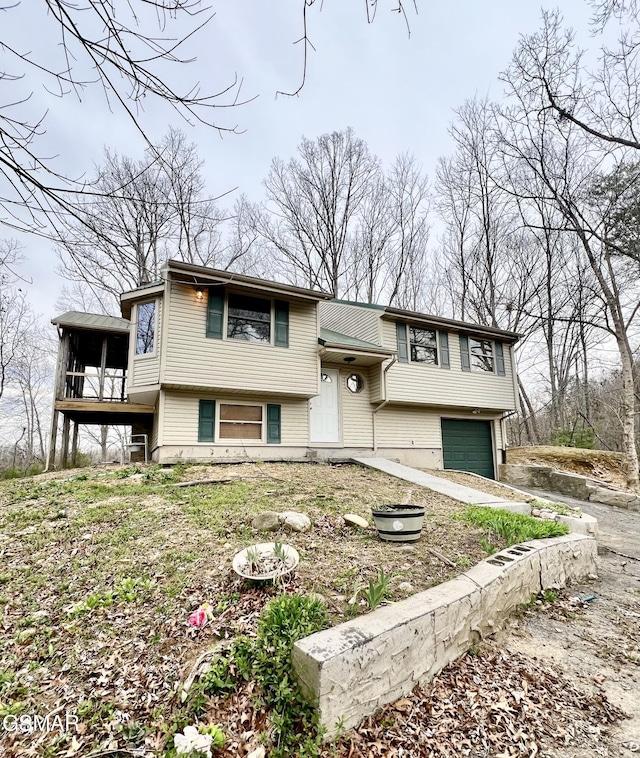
[114,576,152,603]
[456,506,569,547]
[245,546,261,573]
[360,568,391,611]
[479,535,497,555]
[273,540,287,562]
[192,594,329,758]
[542,589,559,604]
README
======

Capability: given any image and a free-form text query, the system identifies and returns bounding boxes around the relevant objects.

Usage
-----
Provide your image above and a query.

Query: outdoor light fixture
[472,408,481,414]
[196,288,204,300]
[343,356,356,363]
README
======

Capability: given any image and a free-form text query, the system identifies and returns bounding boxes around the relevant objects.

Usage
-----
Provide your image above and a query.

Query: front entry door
[310,369,340,443]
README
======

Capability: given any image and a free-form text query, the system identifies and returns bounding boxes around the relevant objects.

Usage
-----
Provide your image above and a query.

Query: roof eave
[383,307,521,343]
[165,260,333,302]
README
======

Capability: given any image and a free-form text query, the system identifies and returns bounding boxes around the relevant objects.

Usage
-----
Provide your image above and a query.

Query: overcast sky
[8,0,595,322]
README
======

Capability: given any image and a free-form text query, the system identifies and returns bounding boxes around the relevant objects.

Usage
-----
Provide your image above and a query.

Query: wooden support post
[44,330,69,472]
[71,422,80,467]
[98,336,108,401]
[45,410,59,472]
[61,415,71,470]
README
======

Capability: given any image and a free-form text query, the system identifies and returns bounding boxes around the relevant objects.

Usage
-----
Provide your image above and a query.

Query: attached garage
[441,418,495,479]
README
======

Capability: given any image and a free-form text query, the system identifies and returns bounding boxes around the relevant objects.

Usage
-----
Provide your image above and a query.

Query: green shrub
[551,427,595,449]
[195,594,330,758]
[456,506,569,546]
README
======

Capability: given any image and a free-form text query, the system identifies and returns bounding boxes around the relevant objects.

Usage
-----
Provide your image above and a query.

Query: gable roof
[51,311,130,334]
[164,261,334,302]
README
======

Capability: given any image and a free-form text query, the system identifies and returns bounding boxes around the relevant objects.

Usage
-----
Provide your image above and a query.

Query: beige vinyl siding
[375,406,442,447]
[337,366,374,447]
[162,390,308,446]
[130,298,162,387]
[163,282,318,396]
[495,418,503,450]
[381,320,516,411]
[369,364,383,403]
[319,301,382,345]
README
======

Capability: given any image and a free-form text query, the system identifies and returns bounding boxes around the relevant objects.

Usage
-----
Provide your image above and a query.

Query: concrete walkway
[352,457,529,509]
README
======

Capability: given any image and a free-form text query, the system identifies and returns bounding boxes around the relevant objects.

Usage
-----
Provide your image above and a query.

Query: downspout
[372,355,397,453]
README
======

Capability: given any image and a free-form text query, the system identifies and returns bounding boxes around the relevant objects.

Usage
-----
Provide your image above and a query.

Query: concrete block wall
[292,533,597,739]
[500,463,640,511]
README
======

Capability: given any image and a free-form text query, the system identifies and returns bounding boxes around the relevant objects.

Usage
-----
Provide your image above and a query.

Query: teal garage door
[441,419,495,479]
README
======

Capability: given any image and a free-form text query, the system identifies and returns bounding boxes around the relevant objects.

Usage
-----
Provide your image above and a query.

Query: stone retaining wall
[293,534,597,739]
[500,463,640,511]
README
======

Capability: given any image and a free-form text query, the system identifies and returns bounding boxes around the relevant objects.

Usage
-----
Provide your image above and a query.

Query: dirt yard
[0,461,486,757]
[507,446,629,490]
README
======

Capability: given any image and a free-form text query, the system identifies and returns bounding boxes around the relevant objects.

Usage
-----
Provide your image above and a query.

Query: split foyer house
[48,261,520,479]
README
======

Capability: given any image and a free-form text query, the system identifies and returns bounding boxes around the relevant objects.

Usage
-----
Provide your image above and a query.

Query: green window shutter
[459,334,471,372]
[198,400,215,442]
[396,322,409,363]
[495,342,506,376]
[274,300,289,347]
[266,404,281,444]
[206,289,224,339]
[439,331,450,369]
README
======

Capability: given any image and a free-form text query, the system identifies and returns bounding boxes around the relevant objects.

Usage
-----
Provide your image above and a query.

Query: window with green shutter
[198,400,216,442]
[266,404,281,444]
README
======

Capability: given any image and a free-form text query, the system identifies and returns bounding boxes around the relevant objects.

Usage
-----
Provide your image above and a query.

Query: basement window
[219,403,263,440]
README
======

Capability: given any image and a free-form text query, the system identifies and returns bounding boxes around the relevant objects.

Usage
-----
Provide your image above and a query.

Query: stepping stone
[344,513,369,529]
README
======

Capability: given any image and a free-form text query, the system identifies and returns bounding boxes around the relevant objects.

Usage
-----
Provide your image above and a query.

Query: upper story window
[206,289,289,347]
[396,322,450,368]
[135,301,156,355]
[469,338,494,372]
[227,294,271,343]
[409,327,438,365]
[460,335,506,375]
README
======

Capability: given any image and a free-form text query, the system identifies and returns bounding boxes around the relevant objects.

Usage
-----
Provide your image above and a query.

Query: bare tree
[55,128,227,312]
[1,1,415,236]
[513,9,640,155]
[254,128,381,296]
[499,38,640,488]
[349,153,431,308]
[435,98,540,333]
[0,240,34,402]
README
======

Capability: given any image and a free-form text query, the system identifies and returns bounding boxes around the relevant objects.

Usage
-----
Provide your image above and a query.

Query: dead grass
[507,446,629,489]
[0,460,488,758]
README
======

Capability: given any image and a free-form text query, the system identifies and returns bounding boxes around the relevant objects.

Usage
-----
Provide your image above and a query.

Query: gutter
[372,355,397,453]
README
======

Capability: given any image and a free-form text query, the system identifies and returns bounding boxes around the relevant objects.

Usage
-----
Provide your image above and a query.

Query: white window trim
[133,299,158,360]
[224,291,275,347]
[216,400,266,444]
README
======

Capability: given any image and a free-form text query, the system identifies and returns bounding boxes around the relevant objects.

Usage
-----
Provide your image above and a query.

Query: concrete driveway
[501,486,640,757]
[522,485,640,560]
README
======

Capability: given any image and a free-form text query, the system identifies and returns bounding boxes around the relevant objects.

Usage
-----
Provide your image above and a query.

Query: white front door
[309,369,340,443]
